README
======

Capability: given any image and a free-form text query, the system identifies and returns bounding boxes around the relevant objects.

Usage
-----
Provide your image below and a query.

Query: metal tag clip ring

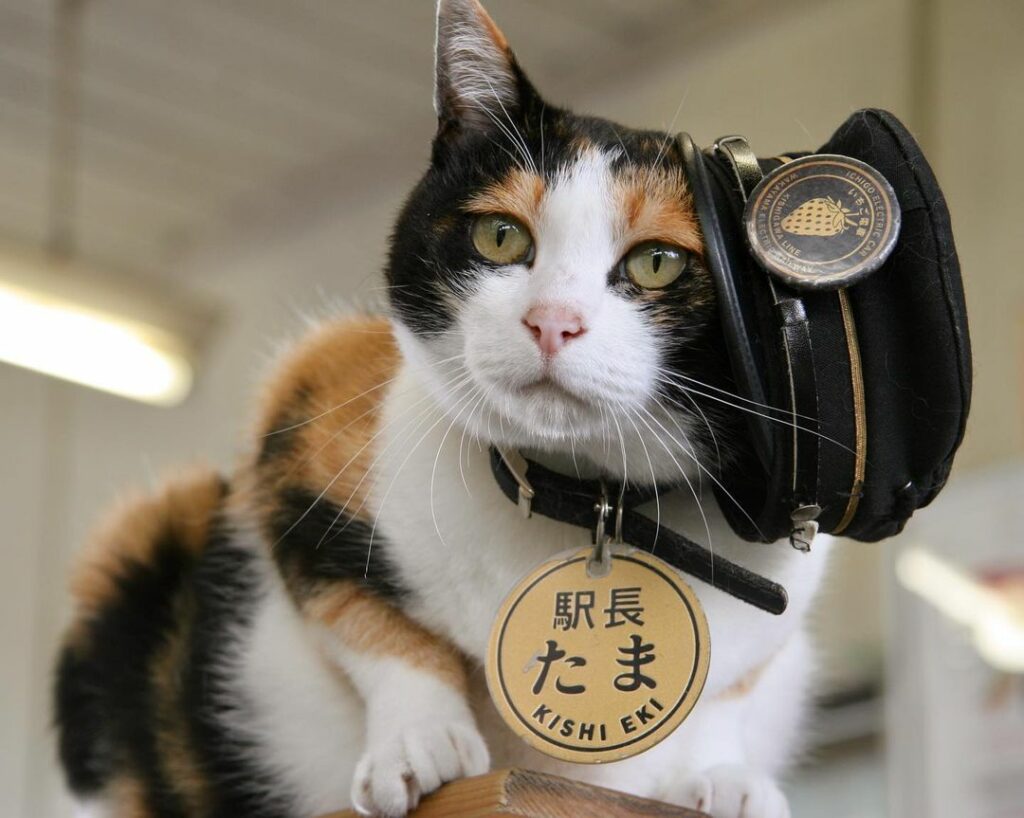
[589,482,624,578]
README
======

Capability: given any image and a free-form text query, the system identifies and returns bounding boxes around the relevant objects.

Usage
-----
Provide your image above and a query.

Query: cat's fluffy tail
[54,468,227,800]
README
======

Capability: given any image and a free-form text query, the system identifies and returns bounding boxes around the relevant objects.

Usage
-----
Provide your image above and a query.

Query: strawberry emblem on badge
[781,196,857,237]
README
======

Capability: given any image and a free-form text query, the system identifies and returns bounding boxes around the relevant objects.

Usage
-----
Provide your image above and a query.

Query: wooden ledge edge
[320,768,709,818]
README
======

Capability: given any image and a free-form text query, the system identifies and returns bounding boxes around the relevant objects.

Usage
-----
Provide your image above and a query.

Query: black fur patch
[257,382,315,466]
[180,538,290,818]
[54,643,112,795]
[55,536,197,815]
[257,416,304,467]
[270,487,406,601]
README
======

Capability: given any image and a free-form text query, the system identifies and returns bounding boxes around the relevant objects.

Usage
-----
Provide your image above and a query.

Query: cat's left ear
[434,0,540,136]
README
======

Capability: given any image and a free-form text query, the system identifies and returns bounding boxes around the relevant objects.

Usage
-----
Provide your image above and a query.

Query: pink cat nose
[522,305,586,356]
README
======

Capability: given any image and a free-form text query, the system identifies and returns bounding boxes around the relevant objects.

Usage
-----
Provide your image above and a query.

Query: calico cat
[55,2,833,816]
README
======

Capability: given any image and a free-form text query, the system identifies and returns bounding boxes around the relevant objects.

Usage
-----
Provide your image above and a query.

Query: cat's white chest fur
[373,362,832,695]
[235,360,834,816]
[368,362,834,802]
[371,367,593,662]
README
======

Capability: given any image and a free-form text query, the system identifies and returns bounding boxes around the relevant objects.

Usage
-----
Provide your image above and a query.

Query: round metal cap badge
[486,547,710,764]
[744,154,901,289]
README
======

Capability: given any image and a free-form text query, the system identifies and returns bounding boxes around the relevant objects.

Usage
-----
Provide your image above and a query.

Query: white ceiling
[0,0,780,283]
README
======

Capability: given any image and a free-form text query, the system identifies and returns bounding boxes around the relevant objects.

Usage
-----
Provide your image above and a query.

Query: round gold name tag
[486,547,710,764]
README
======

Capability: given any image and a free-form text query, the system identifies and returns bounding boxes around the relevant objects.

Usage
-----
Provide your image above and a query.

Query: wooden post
[319,768,708,818]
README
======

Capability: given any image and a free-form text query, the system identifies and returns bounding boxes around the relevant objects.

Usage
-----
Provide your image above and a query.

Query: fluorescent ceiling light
[0,245,213,407]
[0,281,192,406]
[897,546,1024,673]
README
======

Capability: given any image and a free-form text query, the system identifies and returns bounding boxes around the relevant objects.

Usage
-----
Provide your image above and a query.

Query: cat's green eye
[471,214,534,265]
[623,242,689,289]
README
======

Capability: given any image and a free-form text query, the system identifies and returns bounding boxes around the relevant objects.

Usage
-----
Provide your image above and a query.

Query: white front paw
[350,720,489,817]
[669,764,789,818]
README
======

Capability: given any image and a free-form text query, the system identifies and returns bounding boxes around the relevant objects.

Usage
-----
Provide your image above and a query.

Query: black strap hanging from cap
[678,134,774,473]
[713,135,762,199]
[489,446,789,615]
[698,134,824,545]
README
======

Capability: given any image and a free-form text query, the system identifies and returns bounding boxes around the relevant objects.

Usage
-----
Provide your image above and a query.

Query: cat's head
[387,0,738,484]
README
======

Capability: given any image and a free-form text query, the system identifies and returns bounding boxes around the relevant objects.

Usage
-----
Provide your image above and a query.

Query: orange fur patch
[107,776,153,818]
[251,316,400,524]
[70,468,224,615]
[714,653,775,701]
[306,581,467,692]
[472,0,510,53]
[245,317,467,691]
[465,169,545,229]
[613,165,703,254]
[151,594,210,817]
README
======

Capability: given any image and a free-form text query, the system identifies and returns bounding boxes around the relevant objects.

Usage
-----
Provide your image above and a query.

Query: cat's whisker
[602,404,612,461]
[596,402,611,465]
[308,373,476,550]
[657,367,819,421]
[281,357,469,481]
[264,376,398,438]
[326,401,470,553]
[457,389,488,496]
[471,388,494,460]
[460,380,496,456]
[429,386,486,548]
[479,133,522,170]
[470,98,534,175]
[653,372,855,456]
[313,390,455,550]
[480,76,537,175]
[330,373,480,533]
[476,103,528,170]
[654,399,707,495]
[539,103,547,177]
[482,387,497,442]
[568,426,581,480]
[366,380,484,572]
[265,352,466,437]
[610,124,631,164]
[653,88,689,167]
[478,381,504,433]
[608,410,629,502]
[645,390,708,495]
[641,401,768,543]
[319,372,482,554]
[655,399,706,494]
[290,355,467,479]
[275,369,475,550]
[365,281,412,290]
[657,373,722,472]
[620,406,662,551]
[457,104,522,168]
[630,406,714,559]
[463,95,528,169]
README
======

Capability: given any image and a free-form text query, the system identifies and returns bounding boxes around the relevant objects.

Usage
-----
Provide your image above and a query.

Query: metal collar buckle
[496,446,535,518]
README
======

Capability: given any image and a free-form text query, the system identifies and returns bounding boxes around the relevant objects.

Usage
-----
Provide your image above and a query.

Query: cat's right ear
[434,0,537,138]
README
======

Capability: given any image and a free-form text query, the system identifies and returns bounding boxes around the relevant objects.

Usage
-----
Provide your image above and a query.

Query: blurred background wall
[0,1,1021,816]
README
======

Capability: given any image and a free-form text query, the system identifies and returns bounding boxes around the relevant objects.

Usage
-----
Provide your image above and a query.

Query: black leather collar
[489,446,788,615]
